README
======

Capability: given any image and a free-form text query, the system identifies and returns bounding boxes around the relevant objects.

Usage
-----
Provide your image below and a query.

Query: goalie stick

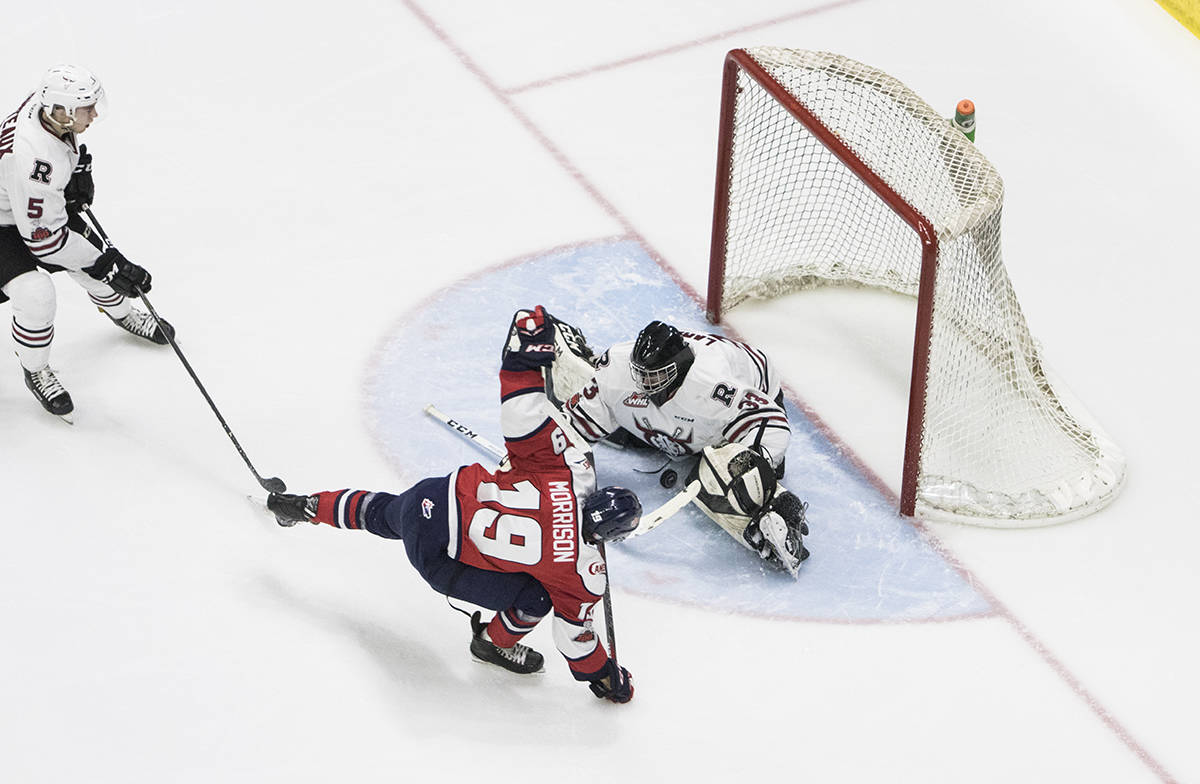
[627,478,701,539]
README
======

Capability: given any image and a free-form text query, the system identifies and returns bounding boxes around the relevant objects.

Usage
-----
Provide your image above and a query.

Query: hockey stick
[423,403,508,463]
[424,402,698,535]
[82,208,287,494]
[596,540,619,666]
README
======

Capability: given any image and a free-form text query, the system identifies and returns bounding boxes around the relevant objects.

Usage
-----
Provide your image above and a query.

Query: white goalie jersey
[563,331,791,468]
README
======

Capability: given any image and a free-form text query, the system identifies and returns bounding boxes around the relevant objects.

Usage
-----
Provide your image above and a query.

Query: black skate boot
[107,308,175,345]
[23,366,74,422]
[469,611,544,674]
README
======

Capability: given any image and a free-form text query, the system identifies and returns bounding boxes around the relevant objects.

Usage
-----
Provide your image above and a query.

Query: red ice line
[503,0,869,95]
[399,2,1176,781]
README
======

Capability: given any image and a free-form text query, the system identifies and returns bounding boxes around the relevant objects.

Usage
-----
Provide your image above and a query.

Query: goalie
[548,315,810,576]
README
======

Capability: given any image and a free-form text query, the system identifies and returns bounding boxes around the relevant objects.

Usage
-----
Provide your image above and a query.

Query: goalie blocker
[690,442,810,577]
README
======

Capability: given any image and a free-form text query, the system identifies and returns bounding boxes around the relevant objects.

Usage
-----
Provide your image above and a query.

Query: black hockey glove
[501,305,557,372]
[267,492,318,527]
[587,659,634,704]
[84,247,152,297]
[64,144,94,215]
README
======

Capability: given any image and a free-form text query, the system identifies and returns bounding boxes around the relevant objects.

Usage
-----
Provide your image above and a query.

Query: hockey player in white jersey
[0,65,171,420]
[554,317,810,575]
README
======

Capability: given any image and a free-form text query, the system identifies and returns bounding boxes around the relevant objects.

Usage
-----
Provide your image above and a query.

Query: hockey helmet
[629,321,695,405]
[39,65,107,124]
[582,486,642,543]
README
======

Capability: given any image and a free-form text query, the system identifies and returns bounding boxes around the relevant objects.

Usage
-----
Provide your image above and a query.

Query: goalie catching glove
[537,310,601,407]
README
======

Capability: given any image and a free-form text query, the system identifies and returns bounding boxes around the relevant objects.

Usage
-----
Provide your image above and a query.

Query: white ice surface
[1,2,1197,782]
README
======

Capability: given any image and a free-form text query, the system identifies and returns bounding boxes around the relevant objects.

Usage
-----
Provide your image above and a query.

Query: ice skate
[23,366,74,423]
[756,511,805,576]
[106,307,174,345]
[469,612,544,674]
[747,506,809,577]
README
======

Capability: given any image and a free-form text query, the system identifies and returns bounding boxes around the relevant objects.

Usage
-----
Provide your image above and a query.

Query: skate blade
[55,412,75,425]
[470,654,546,675]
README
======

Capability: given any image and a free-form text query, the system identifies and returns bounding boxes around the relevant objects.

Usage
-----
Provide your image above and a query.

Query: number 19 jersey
[449,368,609,673]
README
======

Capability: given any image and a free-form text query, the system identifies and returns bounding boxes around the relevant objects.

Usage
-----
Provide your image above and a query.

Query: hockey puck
[659,469,678,489]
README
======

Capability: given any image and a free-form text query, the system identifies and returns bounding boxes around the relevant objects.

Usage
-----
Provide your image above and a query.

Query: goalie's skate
[752,509,809,577]
[469,612,545,674]
[107,308,175,345]
[23,366,74,423]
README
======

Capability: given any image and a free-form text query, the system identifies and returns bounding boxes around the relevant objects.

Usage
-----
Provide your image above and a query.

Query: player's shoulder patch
[29,158,53,184]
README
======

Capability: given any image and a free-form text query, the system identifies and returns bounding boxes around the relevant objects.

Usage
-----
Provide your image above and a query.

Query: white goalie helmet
[39,64,107,122]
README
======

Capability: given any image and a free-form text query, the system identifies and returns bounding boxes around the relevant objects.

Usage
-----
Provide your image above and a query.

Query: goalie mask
[629,321,695,406]
[582,486,642,543]
[39,64,107,127]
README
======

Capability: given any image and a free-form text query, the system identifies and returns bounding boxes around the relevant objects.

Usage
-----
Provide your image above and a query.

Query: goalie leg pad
[687,450,761,550]
[696,442,778,517]
[690,451,811,575]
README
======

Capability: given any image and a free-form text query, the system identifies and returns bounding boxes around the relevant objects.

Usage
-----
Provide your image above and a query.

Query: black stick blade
[261,477,287,493]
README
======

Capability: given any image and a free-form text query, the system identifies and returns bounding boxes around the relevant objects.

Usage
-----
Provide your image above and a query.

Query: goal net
[707,47,1124,526]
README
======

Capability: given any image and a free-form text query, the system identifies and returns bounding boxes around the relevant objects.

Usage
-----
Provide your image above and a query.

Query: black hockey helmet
[629,321,695,405]
[582,486,642,544]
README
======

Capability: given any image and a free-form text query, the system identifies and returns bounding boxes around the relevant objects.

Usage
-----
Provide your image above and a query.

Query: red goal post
[706,48,1124,526]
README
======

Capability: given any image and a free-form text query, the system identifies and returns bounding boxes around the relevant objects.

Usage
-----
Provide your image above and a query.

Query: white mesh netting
[715,47,1124,525]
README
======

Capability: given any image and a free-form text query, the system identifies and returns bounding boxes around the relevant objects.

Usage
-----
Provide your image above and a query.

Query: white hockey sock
[12,318,53,371]
[3,270,57,371]
[67,269,131,319]
[89,290,131,319]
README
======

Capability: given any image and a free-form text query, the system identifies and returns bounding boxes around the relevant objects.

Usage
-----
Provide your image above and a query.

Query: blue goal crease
[364,239,991,622]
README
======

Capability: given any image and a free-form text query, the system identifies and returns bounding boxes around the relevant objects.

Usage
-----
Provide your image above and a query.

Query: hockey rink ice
[1,2,1197,782]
